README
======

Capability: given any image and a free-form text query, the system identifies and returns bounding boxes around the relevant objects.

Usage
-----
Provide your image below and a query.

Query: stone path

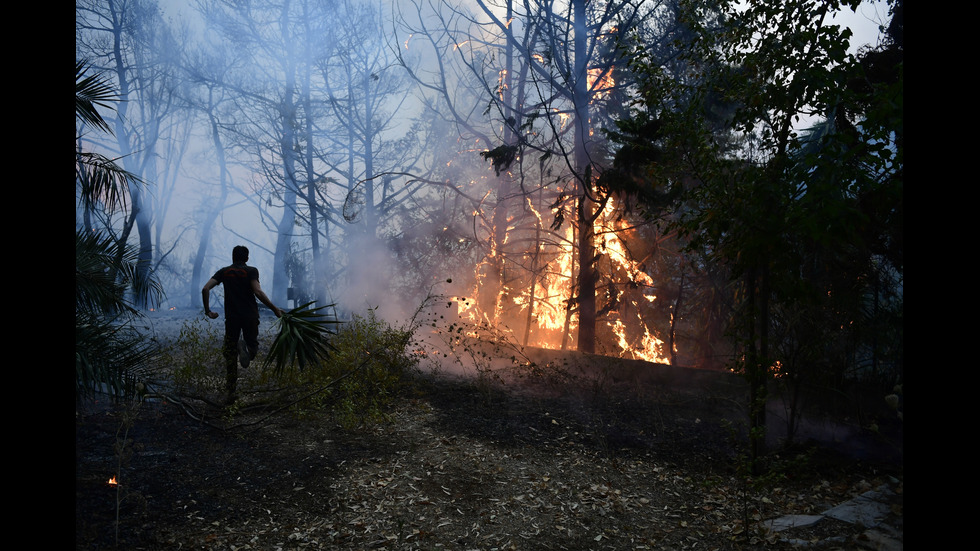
[764,478,903,550]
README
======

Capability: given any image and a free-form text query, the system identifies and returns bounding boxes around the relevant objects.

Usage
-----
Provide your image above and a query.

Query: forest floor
[75,311,903,550]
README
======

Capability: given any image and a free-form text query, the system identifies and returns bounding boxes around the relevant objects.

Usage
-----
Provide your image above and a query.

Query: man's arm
[202,278,220,319]
[251,279,283,318]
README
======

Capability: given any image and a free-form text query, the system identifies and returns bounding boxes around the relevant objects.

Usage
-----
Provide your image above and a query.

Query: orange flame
[587,67,615,99]
[453,193,671,364]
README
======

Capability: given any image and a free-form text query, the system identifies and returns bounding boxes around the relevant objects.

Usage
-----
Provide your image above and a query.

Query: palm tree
[76,60,162,400]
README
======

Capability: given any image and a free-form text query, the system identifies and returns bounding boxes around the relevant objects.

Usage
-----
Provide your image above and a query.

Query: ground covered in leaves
[76,350,902,551]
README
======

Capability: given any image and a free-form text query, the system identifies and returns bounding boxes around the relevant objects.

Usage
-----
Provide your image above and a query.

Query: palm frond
[75,60,117,134]
[75,60,142,214]
[264,302,341,376]
[76,150,143,213]
[75,229,164,399]
[74,63,162,402]
[75,230,163,316]
[75,313,156,398]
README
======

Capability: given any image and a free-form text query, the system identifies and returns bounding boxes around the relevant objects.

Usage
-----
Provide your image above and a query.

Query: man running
[202,245,283,403]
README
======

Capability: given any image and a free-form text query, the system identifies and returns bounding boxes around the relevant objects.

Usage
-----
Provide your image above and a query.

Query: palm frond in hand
[264,302,341,375]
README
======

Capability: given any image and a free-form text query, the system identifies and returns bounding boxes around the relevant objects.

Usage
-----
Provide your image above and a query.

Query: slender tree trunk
[572,0,596,354]
[670,273,684,366]
[107,7,154,306]
[274,106,299,307]
[523,187,543,347]
[190,102,230,308]
[77,137,94,233]
[745,259,772,475]
[561,214,576,351]
[272,2,299,307]
[301,3,327,308]
[483,0,517,327]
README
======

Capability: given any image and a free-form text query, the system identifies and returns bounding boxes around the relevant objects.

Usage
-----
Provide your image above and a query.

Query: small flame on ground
[108,476,118,486]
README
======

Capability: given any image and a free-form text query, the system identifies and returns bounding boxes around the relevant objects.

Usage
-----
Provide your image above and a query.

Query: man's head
[232,245,249,263]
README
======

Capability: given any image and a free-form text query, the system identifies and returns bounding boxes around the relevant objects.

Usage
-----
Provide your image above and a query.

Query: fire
[555,109,570,129]
[442,45,671,365]
[594,200,669,363]
[497,69,509,100]
[107,476,118,486]
[587,67,615,100]
[453,194,671,364]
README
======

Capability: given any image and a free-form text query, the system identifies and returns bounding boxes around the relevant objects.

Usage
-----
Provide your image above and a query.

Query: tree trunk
[670,273,684,366]
[272,3,299,307]
[572,0,596,354]
[190,104,230,308]
[301,7,327,309]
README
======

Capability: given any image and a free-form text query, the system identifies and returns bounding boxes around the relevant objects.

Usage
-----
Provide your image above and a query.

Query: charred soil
[76,351,902,551]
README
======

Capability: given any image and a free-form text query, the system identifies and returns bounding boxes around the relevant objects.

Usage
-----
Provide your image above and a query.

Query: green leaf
[264,302,342,375]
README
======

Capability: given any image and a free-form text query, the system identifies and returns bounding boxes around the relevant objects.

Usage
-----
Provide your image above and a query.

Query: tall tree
[477,0,690,353]
[180,39,242,307]
[647,0,904,469]
[198,0,327,306]
[396,0,685,353]
[76,0,187,306]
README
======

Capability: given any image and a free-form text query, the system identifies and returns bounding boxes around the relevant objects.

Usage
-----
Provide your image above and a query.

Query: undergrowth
[161,310,418,429]
[164,318,228,396]
[271,309,419,427]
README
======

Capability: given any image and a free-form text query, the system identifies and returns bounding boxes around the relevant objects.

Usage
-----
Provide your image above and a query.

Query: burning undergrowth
[432,195,679,367]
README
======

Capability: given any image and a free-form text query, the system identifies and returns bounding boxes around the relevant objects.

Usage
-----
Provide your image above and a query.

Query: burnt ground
[76,315,903,550]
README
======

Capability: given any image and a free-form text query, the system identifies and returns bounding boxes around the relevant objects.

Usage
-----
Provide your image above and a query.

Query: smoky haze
[77,0,892,365]
[79,0,467,322]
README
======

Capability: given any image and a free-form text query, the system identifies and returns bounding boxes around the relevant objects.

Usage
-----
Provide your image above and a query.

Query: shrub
[316,310,418,428]
[160,310,417,428]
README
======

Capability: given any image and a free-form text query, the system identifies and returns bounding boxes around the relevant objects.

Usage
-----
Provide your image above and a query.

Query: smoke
[337,230,399,319]
[81,0,892,357]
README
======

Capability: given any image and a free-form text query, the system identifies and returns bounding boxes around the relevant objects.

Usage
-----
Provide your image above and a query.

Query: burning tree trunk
[576,187,597,353]
[523,190,545,346]
[477,0,521,330]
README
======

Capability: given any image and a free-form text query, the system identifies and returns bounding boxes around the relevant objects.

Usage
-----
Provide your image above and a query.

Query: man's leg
[223,320,243,401]
[242,318,260,362]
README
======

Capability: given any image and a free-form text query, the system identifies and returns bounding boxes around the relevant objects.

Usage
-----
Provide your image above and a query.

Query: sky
[835,0,891,52]
[161,0,893,48]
